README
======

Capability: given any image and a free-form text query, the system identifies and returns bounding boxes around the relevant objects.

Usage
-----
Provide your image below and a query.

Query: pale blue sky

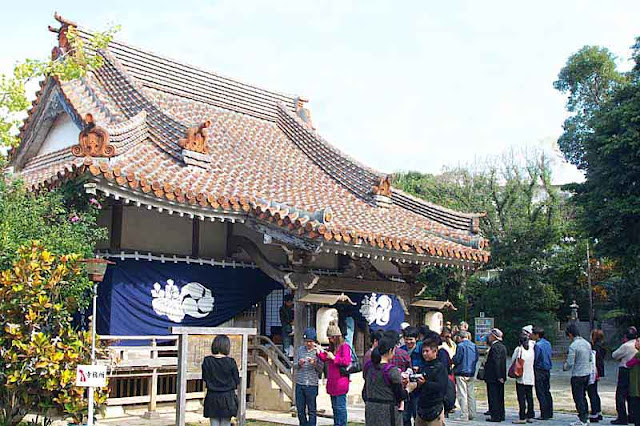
[2,1,639,184]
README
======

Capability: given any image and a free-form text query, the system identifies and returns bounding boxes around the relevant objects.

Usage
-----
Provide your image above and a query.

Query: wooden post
[293,285,309,355]
[239,333,249,425]
[175,333,188,426]
[144,338,159,419]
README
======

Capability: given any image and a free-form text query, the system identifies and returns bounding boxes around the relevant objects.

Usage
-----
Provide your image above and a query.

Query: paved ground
[89,360,620,425]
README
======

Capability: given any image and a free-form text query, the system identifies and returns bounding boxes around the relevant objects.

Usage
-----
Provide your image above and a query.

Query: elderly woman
[317,321,351,426]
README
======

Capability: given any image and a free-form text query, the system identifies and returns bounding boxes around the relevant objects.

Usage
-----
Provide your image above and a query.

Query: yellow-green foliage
[0,242,108,426]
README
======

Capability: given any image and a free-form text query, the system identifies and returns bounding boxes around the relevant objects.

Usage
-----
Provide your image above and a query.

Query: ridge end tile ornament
[72,113,115,157]
[372,175,393,208]
[179,120,211,154]
[295,96,314,128]
[48,12,78,60]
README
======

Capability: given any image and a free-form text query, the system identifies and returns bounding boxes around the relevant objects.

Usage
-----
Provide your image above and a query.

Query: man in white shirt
[612,327,639,425]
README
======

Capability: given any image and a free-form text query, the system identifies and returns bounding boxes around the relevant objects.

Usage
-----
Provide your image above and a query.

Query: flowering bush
[0,242,109,425]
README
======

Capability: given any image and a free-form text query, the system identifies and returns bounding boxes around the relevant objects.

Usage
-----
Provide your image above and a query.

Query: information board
[171,326,256,426]
[186,334,243,377]
[474,316,494,348]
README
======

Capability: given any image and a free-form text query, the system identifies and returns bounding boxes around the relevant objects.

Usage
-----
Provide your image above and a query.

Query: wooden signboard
[171,327,256,426]
[186,334,244,378]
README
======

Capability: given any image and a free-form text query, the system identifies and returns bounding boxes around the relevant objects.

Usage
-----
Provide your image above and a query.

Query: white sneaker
[570,421,589,426]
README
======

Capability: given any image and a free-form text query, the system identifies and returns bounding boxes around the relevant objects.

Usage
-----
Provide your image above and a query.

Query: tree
[1,23,119,148]
[553,46,626,169]
[0,242,109,426]
[394,150,573,348]
[555,36,640,326]
[0,169,107,309]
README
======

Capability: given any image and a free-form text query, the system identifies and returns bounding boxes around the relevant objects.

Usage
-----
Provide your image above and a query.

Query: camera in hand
[408,373,424,382]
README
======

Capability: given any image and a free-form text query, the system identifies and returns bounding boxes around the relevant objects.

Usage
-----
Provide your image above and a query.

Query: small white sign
[76,365,107,387]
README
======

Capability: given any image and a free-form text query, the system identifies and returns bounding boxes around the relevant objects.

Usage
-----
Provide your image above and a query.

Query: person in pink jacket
[317,321,351,426]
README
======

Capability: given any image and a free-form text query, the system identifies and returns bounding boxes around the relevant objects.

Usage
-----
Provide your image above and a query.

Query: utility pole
[587,240,594,330]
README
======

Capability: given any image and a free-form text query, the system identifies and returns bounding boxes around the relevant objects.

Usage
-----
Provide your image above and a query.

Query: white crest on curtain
[151,279,215,322]
[359,293,392,326]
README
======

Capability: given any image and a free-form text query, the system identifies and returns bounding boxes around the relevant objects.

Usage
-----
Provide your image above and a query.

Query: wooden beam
[191,218,200,257]
[110,200,123,250]
[313,276,409,295]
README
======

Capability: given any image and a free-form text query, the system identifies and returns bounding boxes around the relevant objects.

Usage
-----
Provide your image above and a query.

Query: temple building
[9,14,490,357]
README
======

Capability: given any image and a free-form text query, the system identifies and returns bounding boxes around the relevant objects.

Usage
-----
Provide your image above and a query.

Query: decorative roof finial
[72,114,115,157]
[295,96,314,129]
[372,175,392,197]
[179,120,211,155]
[49,12,78,60]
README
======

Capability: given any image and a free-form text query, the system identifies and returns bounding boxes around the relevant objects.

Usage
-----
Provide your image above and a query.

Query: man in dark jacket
[279,294,294,357]
[453,331,479,421]
[484,328,507,422]
[416,336,448,426]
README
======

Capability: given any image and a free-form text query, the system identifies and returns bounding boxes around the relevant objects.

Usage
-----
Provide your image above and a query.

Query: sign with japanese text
[474,316,494,348]
[76,365,107,387]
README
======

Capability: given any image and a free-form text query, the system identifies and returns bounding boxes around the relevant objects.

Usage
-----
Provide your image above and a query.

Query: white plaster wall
[120,206,192,255]
[37,114,79,156]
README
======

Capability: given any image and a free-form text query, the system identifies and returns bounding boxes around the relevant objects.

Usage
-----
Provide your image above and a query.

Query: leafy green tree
[556,37,640,326]
[0,167,108,308]
[553,46,626,169]
[395,150,573,348]
[0,242,109,426]
[1,24,119,148]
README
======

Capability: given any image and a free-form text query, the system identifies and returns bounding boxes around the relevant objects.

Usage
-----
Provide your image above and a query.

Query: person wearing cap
[294,328,324,426]
[317,321,351,426]
[484,328,507,422]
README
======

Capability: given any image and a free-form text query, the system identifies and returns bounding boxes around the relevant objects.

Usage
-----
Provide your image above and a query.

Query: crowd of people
[198,322,640,426]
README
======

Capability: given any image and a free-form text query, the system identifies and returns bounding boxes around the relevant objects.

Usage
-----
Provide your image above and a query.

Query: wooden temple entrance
[8,13,491,419]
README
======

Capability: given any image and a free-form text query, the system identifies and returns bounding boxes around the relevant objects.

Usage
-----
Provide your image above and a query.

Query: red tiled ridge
[91,51,187,159]
[23,156,489,265]
[391,188,481,233]
[277,104,382,203]
[78,29,297,122]
[75,26,485,236]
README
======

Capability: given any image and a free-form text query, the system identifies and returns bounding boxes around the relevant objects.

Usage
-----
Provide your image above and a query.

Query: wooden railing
[101,334,281,415]
[248,335,294,401]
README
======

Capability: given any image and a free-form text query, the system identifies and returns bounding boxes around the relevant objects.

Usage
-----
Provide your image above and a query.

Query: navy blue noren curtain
[97,260,281,336]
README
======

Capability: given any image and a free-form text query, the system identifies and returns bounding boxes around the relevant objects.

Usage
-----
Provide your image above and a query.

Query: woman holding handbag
[511,332,536,423]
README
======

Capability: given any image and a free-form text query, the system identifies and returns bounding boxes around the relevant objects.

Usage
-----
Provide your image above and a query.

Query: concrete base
[252,371,292,412]
[142,410,160,419]
[104,405,126,418]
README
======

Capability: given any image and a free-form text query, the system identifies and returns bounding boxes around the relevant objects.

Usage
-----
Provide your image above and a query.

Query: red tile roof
[13,20,490,267]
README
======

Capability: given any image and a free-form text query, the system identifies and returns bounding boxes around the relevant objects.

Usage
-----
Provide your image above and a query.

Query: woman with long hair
[202,335,240,426]
[363,331,407,426]
[512,332,536,423]
[317,321,351,426]
[588,329,607,422]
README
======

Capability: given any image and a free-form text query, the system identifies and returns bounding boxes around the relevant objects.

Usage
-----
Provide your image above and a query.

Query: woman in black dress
[202,335,240,426]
